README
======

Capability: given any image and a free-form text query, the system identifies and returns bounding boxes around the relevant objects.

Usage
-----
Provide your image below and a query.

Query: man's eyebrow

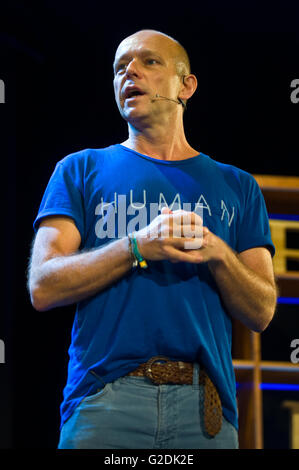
[113,53,129,70]
[113,49,165,70]
[139,49,164,59]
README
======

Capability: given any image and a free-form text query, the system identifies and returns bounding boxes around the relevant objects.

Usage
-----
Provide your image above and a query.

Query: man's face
[113,31,183,124]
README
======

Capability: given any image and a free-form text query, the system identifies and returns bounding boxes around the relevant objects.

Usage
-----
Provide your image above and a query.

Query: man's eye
[146,58,159,65]
[115,64,126,74]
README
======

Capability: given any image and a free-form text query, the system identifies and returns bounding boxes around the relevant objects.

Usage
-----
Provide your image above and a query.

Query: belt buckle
[145,356,170,384]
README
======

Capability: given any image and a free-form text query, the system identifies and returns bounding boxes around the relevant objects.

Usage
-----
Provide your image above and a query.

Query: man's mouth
[127,91,144,99]
[122,87,146,101]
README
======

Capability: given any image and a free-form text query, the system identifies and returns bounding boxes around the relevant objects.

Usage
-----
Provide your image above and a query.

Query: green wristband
[131,232,148,269]
[128,234,138,268]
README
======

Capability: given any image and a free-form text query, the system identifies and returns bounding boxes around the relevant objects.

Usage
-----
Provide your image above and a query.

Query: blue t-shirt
[33,144,275,431]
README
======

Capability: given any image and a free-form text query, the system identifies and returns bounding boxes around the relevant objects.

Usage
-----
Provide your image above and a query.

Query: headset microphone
[151,94,187,110]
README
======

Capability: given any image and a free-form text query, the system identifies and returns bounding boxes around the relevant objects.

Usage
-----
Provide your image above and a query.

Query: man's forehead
[114,31,178,62]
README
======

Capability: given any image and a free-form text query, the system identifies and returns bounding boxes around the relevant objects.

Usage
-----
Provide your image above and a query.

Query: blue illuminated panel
[236,383,299,391]
[260,383,299,391]
[277,297,299,304]
[269,214,299,221]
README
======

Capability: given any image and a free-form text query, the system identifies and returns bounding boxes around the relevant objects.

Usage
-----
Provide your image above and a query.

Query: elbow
[252,318,271,334]
[29,282,54,312]
[254,286,278,333]
[252,303,277,333]
[30,291,50,312]
[31,299,52,313]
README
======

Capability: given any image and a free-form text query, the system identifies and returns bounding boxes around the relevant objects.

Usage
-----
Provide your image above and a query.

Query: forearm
[30,237,133,311]
[208,247,277,332]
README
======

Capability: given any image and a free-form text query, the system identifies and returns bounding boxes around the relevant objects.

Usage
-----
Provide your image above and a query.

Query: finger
[164,245,203,263]
[172,210,203,227]
[160,212,203,238]
[173,224,203,239]
[162,223,203,240]
[161,206,173,214]
[170,236,204,251]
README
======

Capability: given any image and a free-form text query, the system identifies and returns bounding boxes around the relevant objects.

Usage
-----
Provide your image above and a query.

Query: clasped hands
[135,206,229,265]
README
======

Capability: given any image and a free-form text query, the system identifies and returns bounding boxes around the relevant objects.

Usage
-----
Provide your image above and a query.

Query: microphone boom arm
[152,94,186,110]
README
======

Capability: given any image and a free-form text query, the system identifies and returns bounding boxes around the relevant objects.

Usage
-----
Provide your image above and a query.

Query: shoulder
[201,152,261,201]
[57,144,118,170]
[203,152,255,182]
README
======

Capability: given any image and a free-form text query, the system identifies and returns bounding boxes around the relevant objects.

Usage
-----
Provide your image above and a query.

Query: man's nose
[125,59,142,78]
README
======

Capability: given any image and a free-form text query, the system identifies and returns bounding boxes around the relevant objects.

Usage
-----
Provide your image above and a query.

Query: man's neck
[122,119,199,161]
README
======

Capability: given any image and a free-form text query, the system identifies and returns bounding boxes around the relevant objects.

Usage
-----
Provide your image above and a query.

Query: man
[28,29,277,449]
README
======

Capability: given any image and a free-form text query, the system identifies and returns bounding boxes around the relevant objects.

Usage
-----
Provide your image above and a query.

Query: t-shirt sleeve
[236,176,275,257]
[33,156,85,241]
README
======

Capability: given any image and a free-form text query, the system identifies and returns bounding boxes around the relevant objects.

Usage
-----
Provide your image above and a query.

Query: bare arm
[28,210,203,311]
[28,216,134,311]
[137,208,277,332]
[201,227,277,332]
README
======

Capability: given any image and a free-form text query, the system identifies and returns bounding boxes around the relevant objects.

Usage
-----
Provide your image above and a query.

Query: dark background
[0,0,298,449]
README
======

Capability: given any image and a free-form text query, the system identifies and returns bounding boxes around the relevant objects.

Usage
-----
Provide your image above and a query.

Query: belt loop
[192,362,200,386]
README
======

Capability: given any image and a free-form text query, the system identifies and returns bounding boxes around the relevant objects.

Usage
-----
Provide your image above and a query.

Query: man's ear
[178,74,198,102]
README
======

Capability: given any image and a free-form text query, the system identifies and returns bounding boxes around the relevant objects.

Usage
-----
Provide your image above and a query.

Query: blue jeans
[58,364,238,449]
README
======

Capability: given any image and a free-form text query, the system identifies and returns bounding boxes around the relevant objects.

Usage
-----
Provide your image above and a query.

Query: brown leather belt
[127,356,222,437]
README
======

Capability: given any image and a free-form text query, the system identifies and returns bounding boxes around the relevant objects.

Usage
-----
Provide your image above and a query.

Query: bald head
[115,29,191,79]
[113,29,197,117]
